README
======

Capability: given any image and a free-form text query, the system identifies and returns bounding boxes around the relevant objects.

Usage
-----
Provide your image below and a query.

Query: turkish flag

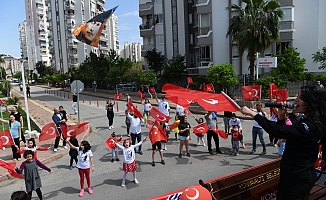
[146,119,154,129]
[62,124,77,138]
[0,130,14,147]
[149,87,156,93]
[0,159,23,179]
[268,83,278,100]
[114,92,123,100]
[242,85,261,101]
[273,89,288,102]
[127,101,143,118]
[150,107,171,122]
[165,93,193,107]
[39,123,60,142]
[148,121,166,144]
[187,77,193,85]
[195,92,240,112]
[212,129,228,140]
[104,136,116,150]
[193,123,208,135]
[184,107,191,115]
[168,122,179,130]
[137,90,145,100]
[206,83,215,93]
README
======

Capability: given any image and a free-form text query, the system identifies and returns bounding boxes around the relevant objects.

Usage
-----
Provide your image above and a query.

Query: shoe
[269,142,274,146]
[236,153,239,156]
[115,158,119,162]
[2,147,5,150]
[186,152,191,157]
[79,189,84,197]
[230,149,234,152]
[53,148,57,152]
[242,144,246,149]
[69,166,73,170]
[209,151,215,155]
[88,188,93,194]
[197,143,201,146]
[260,151,267,156]
[63,146,68,150]
[111,126,114,129]
[161,160,165,165]
[151,162,155,167]
[121,181,125,187]
[178,153,182,158]
[274,144,278,148]
[203,144,206,147]
[139,151,143,155]
[216,150,223,154]
[111,159,114,163]
[109,126,112,130]
[134,179,139,184]
[127,134,130,137]
[164,147,167,151]
[250,149,256,154]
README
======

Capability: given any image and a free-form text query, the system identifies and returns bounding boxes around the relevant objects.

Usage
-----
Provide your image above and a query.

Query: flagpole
[20,59,31,131]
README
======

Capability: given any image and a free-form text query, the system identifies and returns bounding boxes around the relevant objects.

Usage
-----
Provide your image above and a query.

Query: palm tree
[227,0,283,80]
[0,54,5,64]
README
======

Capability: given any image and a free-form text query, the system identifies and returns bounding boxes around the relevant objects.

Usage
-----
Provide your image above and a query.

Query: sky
[0,0,142,58]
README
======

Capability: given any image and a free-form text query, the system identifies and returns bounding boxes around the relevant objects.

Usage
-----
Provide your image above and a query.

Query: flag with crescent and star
[149,107,171,122]
[193,123,208,135]
[242,85,262,101]
[39,123,60,142]
[0,130,14,148]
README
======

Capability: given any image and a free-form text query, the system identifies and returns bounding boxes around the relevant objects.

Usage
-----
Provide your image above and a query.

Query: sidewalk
[0,89,90,183]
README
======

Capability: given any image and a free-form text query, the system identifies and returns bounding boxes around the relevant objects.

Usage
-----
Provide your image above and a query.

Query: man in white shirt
[175,104,185,117]
[156,95,170,117]
[126,111,144,155]
[250,103,267,155]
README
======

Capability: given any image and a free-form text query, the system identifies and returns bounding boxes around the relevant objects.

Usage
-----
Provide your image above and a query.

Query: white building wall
[163,0,172,58]
[177,0,185,57]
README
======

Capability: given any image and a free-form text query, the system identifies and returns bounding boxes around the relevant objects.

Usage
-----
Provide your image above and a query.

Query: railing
[195,0,208,4]
[142,44,154,50]
[280,21,294,30]
[139,22,153,30]
[199,27,211,35]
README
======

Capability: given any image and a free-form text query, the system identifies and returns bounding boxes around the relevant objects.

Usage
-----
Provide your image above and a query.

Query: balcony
[69,53,78,59]
[280,21,294,30]
[141,44,154,56]
[139,23,155,37]
[139,3,153,17]
[70,63,79,67]
[65,3,74,10]
[195,0,209,5]
[68,43,78,49]
[97,0,105,6]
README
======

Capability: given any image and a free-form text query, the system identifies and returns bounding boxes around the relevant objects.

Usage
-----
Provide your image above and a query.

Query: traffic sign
[71,80,84,94]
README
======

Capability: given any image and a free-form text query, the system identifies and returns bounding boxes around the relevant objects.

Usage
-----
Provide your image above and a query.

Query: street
[0,85,280,200]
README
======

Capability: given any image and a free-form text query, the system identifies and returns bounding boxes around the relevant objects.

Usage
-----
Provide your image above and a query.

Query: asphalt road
[0,85,281,200]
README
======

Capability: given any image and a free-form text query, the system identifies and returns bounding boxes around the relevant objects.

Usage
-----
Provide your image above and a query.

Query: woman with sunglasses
[241,85,326,199]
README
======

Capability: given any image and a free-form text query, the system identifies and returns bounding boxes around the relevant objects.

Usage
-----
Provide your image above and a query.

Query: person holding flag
[205,111,223,155]
[125,110,144,155]
[148,122,165,167]
[52,108,68,152]
[141,98,151,127]
[178,116,192,158]
[106,99,115,130]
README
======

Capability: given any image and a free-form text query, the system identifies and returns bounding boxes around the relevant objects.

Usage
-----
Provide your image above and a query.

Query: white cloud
[120,10,139,17]
[119,23,133,31]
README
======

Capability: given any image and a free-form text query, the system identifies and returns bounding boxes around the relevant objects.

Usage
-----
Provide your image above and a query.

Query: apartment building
[2,56,21,78]
[139,0,326,76]
[107,14,120,52]
[45,0,119,73]
[19,0,51,73]
[120,42,143,62]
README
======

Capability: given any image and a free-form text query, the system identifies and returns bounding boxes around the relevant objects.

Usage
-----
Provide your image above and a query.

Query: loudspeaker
[224,111,232,118]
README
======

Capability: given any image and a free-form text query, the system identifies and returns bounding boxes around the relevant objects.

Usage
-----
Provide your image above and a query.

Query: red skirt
[123,161,138,172]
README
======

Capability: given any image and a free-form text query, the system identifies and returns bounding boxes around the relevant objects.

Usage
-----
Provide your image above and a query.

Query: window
[189,34,193,44]
[276,42,291,53]
[199,46,211,61]
[154,14,163,23]
[232,45,239,58]
[190,54,194,64]
[155,35,164,44]
[199,14,210,35]
[189,13,193,24]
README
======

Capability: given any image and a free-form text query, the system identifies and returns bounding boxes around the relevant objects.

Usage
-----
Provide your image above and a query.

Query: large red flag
[195,92,240,112]
[184,107,191,115]
[148,121,166,144]
[212,129,228,140]
[273,89,288,102]
[149,107,171,122]
[104,136,116,150]
[193,123,208,135]
[0,130,14,147]
[137,90,145,100]
[39,123,59,142]
[187,77,193,85]
[165,93,193,107]
[127,101,143,118]
[0,159,23,179]
[114,92,123,100]
[206,83,215,93]
[242,85,261,101]
[268,83,278,100]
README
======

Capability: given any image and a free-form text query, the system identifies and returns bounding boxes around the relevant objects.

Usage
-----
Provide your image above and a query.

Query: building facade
[139,0,326,76]
[120,42,143,62]
[107,14,120,52]
[45,0,119,73]
[2,56,22,78]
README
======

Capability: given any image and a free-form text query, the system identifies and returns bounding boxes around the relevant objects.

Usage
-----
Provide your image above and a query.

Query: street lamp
[20,58,31,132]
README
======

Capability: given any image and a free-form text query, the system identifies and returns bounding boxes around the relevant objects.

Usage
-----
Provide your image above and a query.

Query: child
[111,132,122,162]
[230,125,242,156]
[66,140,94,197]
[172,115,180,140]
[277,112,292,158]
[193,116,206,146]
[160,122,169,151]
[69,136,79,170]
[17,138,50,160]
[15,150,53,200]
[115,137,147,187]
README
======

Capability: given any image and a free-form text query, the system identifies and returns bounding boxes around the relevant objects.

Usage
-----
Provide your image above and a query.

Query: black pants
[269,134,278,145]
[207,130,220,152]
[28,188,42,200]
[70,156,78,166]
[26,91,31,97]
[277,175,315,200]
[11,138,21,159]
[54,127,66,149]
[21,128,26,143]
[107,113,114,126]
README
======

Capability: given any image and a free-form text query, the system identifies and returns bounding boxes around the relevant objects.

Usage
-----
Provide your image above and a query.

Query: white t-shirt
[175,104,185,116]
[252,109,266,128]
[116,142,142,164]
[158,100,170,116]
[229,118,242,131]
[144,103,151,112]
[126,113,142,134]
[76,150,93,169]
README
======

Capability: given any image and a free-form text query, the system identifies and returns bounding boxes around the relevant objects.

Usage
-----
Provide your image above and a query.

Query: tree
[124,61,143,83]
[206,63,239,93]
[227,0,283,80]
[35,61,47,77]
[312,46,326,70]
[271,46,307,82]
[0,54,5,64]
[162,55,187,83]
[144,48,165,77]
[139,69,157,86]
[13,71,22,79]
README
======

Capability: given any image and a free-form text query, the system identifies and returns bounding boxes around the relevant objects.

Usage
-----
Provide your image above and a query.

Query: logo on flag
[242,85,261,101]
[150,107,171,122]
[114,92,123,100]
[193,123,208,135]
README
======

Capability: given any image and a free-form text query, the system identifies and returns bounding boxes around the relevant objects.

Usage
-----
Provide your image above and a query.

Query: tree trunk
[249,59,255,84]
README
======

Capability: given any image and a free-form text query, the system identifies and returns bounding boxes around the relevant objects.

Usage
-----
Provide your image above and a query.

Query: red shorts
[123,161,138,172]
